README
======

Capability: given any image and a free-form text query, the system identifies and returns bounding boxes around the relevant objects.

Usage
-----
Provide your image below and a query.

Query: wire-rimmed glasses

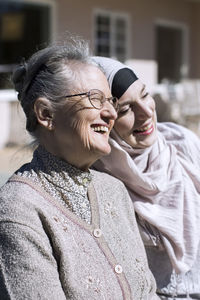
[64,89,119,112]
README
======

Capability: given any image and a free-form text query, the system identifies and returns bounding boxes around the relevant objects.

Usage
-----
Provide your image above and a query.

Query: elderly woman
[0,40,159,299]
[92,56,200,299]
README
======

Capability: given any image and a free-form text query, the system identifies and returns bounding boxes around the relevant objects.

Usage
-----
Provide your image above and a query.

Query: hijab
[92,56,200,274]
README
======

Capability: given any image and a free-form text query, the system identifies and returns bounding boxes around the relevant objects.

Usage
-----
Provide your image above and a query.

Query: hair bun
[12,63,27,100]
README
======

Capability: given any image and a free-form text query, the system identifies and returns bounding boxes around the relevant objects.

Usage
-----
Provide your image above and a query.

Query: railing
[0,89,17,102]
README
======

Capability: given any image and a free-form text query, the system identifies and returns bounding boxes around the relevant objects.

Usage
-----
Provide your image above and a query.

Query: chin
[128,130,157,149]
[138,134,157,149]
[100,147,111,156]
[94,144,111,157]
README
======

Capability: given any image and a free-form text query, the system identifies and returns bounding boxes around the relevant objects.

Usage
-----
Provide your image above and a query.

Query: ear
[34,97,54,130]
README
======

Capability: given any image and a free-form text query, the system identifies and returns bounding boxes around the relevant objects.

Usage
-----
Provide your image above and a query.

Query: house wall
[1,0,200,150]
[54,0,200,78]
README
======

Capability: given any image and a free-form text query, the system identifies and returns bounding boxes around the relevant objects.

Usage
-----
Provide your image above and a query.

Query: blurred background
[1,0,200,186]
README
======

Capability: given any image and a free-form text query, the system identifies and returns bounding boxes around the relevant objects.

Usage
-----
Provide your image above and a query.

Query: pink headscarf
[92,56,200,274]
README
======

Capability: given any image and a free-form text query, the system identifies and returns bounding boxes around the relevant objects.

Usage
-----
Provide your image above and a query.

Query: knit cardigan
[0,170,158,300]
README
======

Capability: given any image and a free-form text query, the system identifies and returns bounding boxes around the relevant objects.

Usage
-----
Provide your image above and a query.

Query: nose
[135,98,154,120]
[101,100,118,120]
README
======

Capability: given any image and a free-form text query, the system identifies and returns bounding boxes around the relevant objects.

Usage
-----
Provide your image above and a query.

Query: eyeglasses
[64,89,119,112]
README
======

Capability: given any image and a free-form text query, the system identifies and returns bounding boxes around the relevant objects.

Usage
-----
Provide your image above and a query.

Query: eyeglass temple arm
[65,92,88,98]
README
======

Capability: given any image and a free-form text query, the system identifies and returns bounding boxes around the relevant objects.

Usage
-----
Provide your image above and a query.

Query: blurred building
[1,0,200,148]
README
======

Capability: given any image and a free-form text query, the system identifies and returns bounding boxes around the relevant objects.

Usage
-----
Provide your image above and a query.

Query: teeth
[92,126,108,132]
[136,123,152,132]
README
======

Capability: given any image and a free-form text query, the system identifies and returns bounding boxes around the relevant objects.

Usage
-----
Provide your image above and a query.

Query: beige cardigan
[0,170,158,300]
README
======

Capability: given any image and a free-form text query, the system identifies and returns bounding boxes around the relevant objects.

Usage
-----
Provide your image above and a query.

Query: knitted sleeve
[0,183,66,300]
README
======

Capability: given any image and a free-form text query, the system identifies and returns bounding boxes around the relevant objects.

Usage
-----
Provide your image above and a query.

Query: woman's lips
[133,123,154,136]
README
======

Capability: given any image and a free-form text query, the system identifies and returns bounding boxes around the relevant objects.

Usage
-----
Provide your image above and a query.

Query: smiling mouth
[91,125,109,134]
[134,123,154,136]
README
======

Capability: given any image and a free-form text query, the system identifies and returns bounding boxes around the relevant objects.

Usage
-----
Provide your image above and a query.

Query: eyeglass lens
[89,90,102,109]
[89,89,118,111]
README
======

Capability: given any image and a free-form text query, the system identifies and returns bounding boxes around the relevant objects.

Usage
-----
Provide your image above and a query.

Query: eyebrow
[118,83,147,107]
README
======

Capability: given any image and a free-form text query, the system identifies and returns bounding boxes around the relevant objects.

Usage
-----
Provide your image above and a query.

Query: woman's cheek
[115,114,134,132]
[114,119,127,137]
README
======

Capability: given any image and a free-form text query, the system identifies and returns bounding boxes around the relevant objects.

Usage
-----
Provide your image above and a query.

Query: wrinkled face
[114,79,157,149]
[52,64,117,169]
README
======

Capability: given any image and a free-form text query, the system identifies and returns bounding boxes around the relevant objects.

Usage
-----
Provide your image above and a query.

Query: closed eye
[142,91,149,99]
[141,85,149,99]
[118,105,131,115]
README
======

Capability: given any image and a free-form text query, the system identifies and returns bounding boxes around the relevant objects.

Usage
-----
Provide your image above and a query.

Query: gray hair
[12,37,94,133]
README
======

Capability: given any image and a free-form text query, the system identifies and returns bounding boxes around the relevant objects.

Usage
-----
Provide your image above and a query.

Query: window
[94,10,130,62]
[0,0,52,89]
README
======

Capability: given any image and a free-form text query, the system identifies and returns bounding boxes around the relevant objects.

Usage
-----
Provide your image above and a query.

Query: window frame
[93,8,131,61]
[0,0,55,79]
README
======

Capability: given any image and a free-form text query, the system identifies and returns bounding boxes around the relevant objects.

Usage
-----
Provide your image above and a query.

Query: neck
[37,130,100,171]
[39,143,98,171]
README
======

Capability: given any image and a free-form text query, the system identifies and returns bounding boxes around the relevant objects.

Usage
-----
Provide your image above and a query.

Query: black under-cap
[111,68,138,99]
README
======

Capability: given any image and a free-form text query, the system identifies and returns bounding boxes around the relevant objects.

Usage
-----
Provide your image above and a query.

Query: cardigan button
[114,264,123,274]
[83,178,88,184]
[93,228,102,238]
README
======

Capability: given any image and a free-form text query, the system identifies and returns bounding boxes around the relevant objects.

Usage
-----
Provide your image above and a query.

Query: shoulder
[157,122,200,162]
[157,122,197,140]
[0,177,36,203]
[157,122,200,142]
[0,176,47,224]
[0,175,42,202]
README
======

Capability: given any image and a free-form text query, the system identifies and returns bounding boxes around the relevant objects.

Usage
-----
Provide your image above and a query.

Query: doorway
[0,0,51,89]
[156,23,187,83]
